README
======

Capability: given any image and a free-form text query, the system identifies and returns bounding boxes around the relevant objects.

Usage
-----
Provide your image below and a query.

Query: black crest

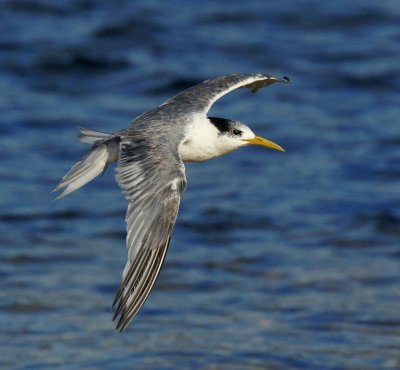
[208,117,232,133]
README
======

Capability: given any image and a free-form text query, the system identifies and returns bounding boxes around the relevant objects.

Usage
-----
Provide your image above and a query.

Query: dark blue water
[1,1,399,369]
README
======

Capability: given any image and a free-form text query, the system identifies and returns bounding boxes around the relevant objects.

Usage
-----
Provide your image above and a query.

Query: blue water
[1,0,400,369]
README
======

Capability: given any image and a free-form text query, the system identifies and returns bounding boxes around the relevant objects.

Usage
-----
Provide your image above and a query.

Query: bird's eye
[233,129,242,136]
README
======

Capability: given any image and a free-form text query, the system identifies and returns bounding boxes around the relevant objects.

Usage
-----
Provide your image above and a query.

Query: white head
[208,117,284,156]
[179,115,284,162]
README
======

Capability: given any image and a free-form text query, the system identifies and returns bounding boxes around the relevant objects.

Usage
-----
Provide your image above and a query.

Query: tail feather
[79,127,111,144]
[54,133,120,199]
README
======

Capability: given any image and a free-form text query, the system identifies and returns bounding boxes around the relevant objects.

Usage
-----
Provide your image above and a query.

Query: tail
[54,128,120,199]
[78,127,111,144]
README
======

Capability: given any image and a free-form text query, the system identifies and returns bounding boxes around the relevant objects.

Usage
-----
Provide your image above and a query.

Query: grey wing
[165,73,291,115]
[112,138,187,331]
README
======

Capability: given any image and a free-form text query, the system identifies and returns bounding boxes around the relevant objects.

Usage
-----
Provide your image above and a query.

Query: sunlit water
[1,1,399,369]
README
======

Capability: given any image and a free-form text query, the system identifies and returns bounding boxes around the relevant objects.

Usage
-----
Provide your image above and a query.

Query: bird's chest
[178,116,223,162]
[179,137,221,162]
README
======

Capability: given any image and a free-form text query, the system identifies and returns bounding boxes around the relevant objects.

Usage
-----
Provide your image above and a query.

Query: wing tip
[113,307,137,332]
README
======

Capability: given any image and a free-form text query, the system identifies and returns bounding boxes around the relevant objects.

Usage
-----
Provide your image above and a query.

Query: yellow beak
[244,135,285,152]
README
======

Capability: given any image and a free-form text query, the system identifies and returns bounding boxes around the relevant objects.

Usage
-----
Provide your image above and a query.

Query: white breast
[179,115,223,162]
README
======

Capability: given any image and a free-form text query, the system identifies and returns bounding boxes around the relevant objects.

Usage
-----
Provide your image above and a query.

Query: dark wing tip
[244,74,292,93]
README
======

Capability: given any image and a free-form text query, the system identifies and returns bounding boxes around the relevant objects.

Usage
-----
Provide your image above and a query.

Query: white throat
[179,115,222,162]
[178,115,251,162]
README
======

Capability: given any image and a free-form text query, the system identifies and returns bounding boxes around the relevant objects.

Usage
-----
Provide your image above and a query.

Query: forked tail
[78,127,111,144]
[54,128,120,198]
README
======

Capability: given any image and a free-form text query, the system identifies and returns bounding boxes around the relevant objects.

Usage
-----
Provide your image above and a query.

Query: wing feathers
[165,73,290,115]
[54,136,120,198]
[111,74,288,330]
[54,145,109,198]
[112,139,186,330]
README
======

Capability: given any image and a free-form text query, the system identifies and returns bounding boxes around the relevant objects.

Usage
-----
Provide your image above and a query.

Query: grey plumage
[112,138,186,331]
[54,73,290,331]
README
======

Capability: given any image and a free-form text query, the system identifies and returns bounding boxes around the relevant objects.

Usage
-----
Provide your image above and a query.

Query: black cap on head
[208,117,232,133]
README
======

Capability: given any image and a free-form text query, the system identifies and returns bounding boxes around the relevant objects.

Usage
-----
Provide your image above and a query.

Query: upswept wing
[164,73,291,114]
[113,137,186,331]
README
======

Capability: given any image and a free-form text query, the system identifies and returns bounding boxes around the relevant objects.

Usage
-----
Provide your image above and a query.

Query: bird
[54,73,291,331]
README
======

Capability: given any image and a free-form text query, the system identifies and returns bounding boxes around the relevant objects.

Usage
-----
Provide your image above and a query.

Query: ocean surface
[1,1,399,369]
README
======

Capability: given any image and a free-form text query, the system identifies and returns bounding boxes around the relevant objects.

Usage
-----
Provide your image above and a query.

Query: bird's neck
[179,115,236,162]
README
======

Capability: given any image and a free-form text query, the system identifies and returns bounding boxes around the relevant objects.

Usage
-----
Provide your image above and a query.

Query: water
[1,0,399,369]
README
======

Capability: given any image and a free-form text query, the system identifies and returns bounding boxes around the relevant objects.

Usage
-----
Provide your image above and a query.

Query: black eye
[233,129,242,136]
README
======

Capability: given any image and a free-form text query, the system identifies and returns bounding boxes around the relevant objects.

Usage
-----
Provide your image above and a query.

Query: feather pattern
[160,73,291,115]
[112,137,186,330]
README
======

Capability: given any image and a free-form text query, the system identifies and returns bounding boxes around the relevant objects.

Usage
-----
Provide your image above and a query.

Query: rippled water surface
[1,1,400,369]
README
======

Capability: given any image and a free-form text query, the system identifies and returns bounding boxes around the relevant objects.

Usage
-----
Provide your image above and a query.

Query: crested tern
[55,73,291,331]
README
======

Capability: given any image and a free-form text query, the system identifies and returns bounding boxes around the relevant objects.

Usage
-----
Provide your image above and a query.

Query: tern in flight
[55,73,291,331]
